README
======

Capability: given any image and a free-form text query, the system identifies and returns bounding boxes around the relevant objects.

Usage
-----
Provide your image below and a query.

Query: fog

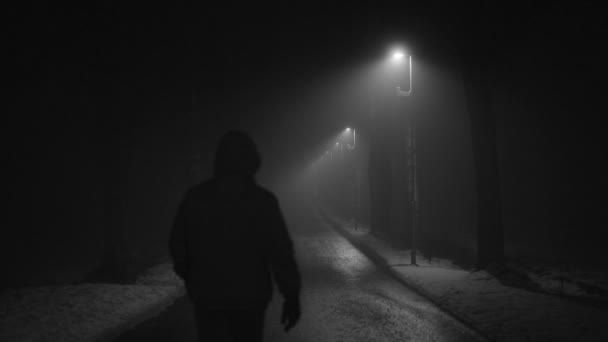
[5,2,607,341]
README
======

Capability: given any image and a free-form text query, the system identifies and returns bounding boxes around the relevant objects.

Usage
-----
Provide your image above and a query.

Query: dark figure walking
[169,130,302,342]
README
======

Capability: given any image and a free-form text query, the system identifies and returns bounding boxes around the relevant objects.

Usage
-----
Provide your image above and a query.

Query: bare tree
[458,2,510,269]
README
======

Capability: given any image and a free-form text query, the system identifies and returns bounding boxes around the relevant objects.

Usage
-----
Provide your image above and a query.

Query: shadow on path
[111,296,197,342]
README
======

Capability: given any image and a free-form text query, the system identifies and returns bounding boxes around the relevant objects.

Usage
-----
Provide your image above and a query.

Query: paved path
[114,210,482,341]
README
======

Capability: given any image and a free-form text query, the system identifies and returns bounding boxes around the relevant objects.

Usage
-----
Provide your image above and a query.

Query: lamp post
[344,127,359,229]
[393,52,412,96]
[335,141,344,159]
[345,127,356,149]
[319,128,359,229]
[392,49,418,266]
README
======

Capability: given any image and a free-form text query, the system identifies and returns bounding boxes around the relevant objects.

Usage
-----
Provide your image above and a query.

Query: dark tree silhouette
[455,1,546,269]
[462,56,505,269]
[97,108,136,283]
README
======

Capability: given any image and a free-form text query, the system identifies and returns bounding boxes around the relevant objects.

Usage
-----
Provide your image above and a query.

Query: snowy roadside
[320,210,608,341]
[0,263,184,342]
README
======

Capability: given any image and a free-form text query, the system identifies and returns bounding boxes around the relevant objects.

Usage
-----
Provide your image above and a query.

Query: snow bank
[0,263,184,342]
[324,212,608,341]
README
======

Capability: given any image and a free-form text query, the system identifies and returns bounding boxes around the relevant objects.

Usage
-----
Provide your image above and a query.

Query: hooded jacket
[169,131,301,308]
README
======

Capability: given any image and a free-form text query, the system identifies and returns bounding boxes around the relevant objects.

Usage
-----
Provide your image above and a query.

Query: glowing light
[346,127,351,131]
[392,50,405,61]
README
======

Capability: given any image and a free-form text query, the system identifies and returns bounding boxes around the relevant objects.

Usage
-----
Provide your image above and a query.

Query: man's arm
[266,196,301,331]
[267,197,301,298]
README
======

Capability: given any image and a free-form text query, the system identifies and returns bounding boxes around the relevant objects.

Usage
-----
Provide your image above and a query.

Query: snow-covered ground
[323,212,608,341]
[0,263,184,342]
[2,210,607,342]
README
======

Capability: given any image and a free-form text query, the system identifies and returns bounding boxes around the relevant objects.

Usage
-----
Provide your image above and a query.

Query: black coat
[169,132,300,309]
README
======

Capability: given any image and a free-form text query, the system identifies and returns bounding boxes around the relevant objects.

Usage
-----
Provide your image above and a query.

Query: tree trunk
[367,115,393,239]
[94,93,136,283]
[463,57,505,269]
[101,128,134,283]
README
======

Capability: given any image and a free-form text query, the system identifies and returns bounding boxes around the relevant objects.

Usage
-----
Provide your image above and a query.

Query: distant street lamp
[343,127,360,229]
[317,128,360,228]
[345,127,356,149]
[392,48,418,266]
[335,141,344,159]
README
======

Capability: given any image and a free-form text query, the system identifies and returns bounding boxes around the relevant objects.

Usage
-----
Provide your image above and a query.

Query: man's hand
[281,297,301,332]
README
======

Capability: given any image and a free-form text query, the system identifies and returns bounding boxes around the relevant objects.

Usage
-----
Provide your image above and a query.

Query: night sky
[11,2,605,146]
[15,5,604,133]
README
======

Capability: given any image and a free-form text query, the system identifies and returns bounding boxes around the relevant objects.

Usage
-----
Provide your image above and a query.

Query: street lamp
[319,128,360,229]
[333,141,344,160]
[345,127,356,150]
[391,49,418,266]
[342,127,359,229]
[391,48,412,97]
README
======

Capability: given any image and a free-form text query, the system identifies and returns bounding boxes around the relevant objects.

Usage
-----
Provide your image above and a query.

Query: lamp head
[392,50,405,61]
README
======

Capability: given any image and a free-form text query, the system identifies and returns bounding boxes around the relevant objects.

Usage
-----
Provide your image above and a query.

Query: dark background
[6,1,606,288]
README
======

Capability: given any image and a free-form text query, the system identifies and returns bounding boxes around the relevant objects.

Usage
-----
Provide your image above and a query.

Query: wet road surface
[114,210,483,341]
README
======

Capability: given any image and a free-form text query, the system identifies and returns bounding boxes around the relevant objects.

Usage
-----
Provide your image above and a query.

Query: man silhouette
[169,130,301,342]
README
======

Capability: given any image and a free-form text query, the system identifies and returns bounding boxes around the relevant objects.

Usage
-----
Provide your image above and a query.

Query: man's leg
[228,307,267,342]
[193,306,232,342]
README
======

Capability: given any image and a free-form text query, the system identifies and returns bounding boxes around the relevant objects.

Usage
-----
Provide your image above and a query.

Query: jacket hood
[213,130,261,178]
